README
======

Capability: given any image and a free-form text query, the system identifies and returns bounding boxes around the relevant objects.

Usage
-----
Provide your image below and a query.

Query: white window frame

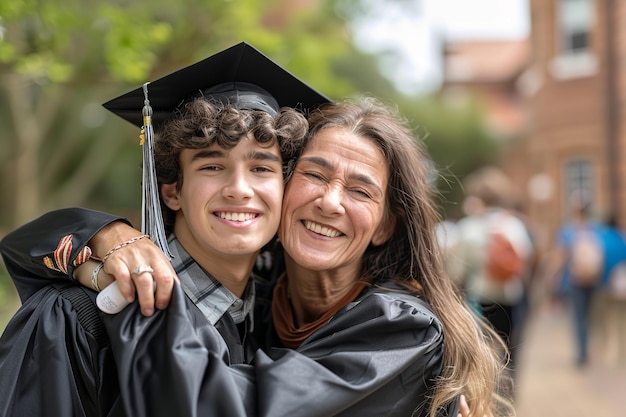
[549,0,597,80]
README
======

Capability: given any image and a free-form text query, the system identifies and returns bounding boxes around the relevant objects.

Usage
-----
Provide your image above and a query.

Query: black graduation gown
[0,209,129,417]
[103,280,459,417]
[0,283,124,417]
[0,208,251,417]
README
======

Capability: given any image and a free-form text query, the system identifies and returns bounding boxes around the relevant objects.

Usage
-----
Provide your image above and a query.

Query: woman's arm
[0,208,130,301]
[1,207,176,313]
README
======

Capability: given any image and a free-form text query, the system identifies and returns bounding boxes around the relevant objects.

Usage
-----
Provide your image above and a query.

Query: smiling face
[278,127,394,276]
[161,135,284,265]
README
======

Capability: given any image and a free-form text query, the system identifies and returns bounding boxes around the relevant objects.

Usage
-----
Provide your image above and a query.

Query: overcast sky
[350,0,530,94]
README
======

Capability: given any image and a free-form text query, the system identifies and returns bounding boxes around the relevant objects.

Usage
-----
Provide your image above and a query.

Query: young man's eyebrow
[191,149,224,161]
[247,150,281,163]
[191,149,281,163]
[299,156,383,194]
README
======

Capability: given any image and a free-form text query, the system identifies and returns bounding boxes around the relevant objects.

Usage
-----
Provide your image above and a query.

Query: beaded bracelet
[102,234,149,263]
[91,262,104,292]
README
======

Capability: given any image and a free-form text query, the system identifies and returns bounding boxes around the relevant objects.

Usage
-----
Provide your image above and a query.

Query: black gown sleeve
[0,284,123,417]
[0,208,131,302]
[103,283,458,417]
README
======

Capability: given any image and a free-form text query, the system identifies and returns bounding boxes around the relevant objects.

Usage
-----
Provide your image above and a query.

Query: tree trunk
[5,75,42,226]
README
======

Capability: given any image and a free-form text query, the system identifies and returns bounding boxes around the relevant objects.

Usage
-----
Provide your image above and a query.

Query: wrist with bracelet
[91,262,104,291]
[101,234,149,263]
[88,234,150,293]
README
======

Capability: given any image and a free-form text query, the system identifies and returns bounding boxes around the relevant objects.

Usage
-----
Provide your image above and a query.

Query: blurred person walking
[544,190,605,367]
[456,166,534,382]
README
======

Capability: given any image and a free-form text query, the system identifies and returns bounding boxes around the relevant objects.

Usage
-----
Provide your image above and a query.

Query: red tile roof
[444,39,530,83]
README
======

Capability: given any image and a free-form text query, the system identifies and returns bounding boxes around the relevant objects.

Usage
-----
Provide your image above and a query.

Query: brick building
[442,0,626,250]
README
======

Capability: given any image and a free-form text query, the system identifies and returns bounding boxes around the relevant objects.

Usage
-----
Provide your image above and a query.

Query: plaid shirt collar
[168,236,255,327]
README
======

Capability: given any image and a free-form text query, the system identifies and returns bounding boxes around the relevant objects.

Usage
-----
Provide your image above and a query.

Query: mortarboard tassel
[141,82,173,259]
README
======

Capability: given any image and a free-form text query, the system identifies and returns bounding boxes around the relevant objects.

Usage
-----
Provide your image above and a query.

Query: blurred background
[1,0,625,415]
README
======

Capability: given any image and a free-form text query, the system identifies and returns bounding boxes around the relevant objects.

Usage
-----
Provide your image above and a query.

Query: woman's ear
[371,214,396,246]
[161,183,181,211]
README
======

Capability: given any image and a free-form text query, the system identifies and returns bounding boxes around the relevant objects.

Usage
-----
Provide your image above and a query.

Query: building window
[559,0,593,54]
[564,158,594,207]
[549,0,597,79]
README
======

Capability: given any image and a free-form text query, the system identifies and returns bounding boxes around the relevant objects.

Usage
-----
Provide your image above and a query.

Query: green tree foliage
[406,95,501,218]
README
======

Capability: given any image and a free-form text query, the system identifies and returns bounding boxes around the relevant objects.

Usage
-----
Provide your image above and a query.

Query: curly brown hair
[154,98,308,232]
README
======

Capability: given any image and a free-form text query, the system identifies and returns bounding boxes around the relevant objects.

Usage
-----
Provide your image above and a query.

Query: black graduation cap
[103,41,330,128]
[101,41,329,260]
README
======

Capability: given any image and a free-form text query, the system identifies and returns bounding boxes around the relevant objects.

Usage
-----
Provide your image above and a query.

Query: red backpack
[486,231,524,283]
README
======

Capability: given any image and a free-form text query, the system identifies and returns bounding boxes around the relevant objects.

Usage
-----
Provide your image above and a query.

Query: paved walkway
[514,300,626,417]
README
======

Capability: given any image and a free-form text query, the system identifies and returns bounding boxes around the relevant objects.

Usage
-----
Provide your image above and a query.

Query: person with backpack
[549,189,605,367]
[456,166,534,381]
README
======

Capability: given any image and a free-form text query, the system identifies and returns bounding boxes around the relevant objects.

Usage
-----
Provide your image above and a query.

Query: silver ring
[132,265,154,275]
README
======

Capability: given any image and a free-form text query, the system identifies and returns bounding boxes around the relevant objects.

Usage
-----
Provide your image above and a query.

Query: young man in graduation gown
[0,41,327,417]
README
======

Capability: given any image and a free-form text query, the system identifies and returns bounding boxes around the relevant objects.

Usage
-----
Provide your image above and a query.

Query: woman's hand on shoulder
[457,395,494,417]
[89,221,177,316]
[458,395,470,417]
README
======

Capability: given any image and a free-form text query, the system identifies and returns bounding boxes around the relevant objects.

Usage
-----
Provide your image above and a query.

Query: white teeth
[217,212,257,221]
[303,220,341,237]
